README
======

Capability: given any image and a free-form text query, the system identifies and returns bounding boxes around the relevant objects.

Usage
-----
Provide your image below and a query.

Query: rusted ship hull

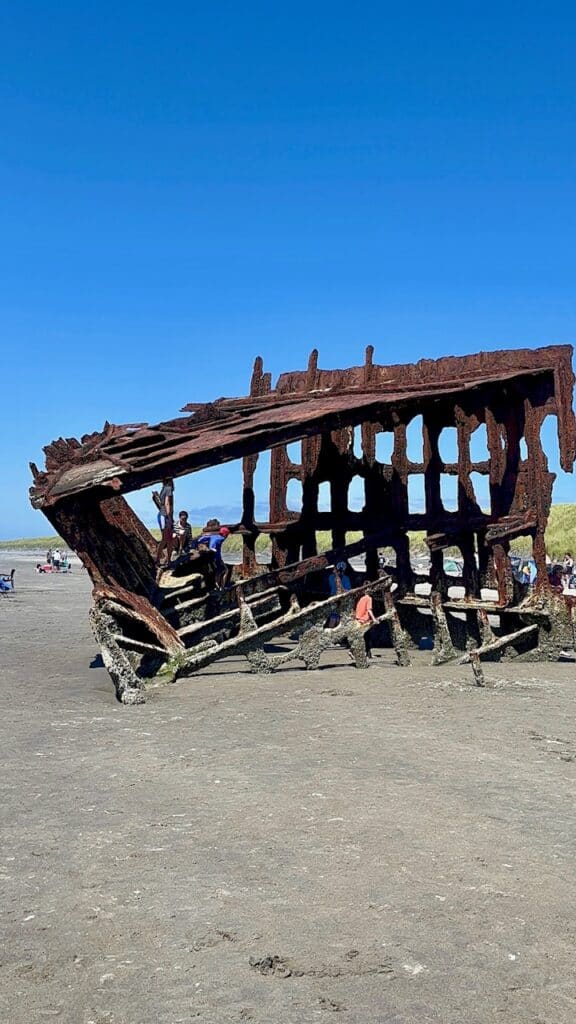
[30,345,576,703]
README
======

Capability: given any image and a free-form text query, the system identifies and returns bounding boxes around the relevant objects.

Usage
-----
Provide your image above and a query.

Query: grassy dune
[537,503,576,559]
[0,535,66,551]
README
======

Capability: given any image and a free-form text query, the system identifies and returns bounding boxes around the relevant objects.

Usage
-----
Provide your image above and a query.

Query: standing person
[46,548,52,566]
[326,562,352,627]
[153,477,175,568]
[354,590,377,657]
[52,548,61,571]
[562,552,574,587]
[328,561,352,596]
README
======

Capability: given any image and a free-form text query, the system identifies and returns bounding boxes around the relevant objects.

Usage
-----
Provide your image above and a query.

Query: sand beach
[1,553,576,1023]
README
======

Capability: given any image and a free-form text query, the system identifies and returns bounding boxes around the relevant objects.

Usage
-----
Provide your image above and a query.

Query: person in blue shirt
[328,561,352,596]
[326,561,352,627]
[196,526,231,588]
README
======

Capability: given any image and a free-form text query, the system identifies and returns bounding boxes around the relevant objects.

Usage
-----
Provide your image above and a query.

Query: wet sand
[1,554,576,1023]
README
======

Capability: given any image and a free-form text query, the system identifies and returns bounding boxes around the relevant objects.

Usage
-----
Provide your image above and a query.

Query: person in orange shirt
[354,592,378,658]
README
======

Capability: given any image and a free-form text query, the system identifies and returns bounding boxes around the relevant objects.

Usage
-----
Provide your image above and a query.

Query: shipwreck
[30,344,575,703]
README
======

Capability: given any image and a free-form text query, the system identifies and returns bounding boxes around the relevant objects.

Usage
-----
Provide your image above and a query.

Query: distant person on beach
[562,552,574,587]
[355,591,377,657]
[153,477,175,568]
[173,511,193,556]
[52,549,61,571]
[46,548,52,565]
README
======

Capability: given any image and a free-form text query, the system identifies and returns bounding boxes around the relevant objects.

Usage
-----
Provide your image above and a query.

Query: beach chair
[0,569,15,592]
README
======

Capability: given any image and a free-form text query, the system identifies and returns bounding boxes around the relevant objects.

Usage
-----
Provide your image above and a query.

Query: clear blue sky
[1,1,575,536]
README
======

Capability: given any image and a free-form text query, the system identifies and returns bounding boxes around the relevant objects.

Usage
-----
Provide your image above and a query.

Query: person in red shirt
[355,592,377,657]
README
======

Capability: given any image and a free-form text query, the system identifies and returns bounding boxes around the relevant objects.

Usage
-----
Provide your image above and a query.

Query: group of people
[152,477,231,588]
[36,548,70,573]
[541,552,574,592]
[512,552,574,591]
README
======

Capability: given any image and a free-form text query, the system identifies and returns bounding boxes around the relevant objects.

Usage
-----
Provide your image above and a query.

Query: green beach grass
[3,504,574,558]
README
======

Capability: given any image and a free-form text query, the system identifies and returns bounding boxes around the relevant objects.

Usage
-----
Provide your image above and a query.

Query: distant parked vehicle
[444,558,463,576]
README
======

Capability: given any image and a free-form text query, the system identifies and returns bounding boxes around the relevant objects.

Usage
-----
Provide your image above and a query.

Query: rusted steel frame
[38,490,182,652]
[231,526,420,603]
[245,605,398,674]
[429,591,459,664]
[192,365,549,418]
[397,347,570,387]
[552,359,576,472]
[274,345,574,421]
[491,542,514,608]
[426,519,490,551]
[28,342,575,694]
[173,575,392,678]
[238,510,495,536]
[460,623,539,664]
[89,605,147,705]
[241,355,272,576]
[163,584,282,622]
[30,349,573,500]
[41,497,157,597]
[31,367,569,509]
[485,513,538,543]
[469,652,487,687]
[95,591,183,654]
[523,397,556,589]
[263,347,573,598]
[28,383,455,503]
[176,586,283,643]
[113,634,166,655]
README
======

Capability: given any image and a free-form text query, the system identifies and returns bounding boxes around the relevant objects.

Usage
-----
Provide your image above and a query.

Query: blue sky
[1,1,575,536]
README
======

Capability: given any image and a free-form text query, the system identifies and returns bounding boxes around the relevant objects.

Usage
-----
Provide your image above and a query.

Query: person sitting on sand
[152,477,175,568]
